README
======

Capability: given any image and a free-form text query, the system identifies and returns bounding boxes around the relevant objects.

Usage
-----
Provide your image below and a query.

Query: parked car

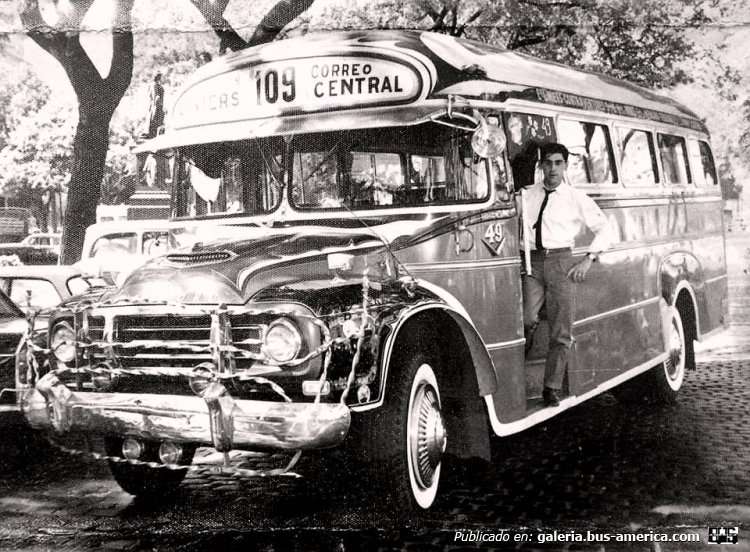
[0,265,108,318]
[0,287,32,423]
[0,233,60,266]
[0,265,110,425]
[76,220,179,283]
[20,232,61,254]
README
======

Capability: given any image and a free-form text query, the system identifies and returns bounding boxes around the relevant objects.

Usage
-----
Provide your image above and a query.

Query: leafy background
[0,0,747,238]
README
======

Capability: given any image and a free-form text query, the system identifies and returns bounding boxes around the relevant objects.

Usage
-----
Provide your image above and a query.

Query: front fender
[354,298,497,413]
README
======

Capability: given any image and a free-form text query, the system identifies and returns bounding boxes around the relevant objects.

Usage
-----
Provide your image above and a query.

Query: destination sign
[173,56,423,129]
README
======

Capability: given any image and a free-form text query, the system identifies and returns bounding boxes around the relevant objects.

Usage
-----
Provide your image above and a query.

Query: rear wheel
[104,437,196,497]
[613,307,687,405]
[648,306,686,404]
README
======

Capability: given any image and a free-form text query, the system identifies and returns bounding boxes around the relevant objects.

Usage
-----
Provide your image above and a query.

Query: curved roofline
[141,29,706,154]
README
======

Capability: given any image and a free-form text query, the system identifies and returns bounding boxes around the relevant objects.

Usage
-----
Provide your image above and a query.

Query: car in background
[0,287,32,423]
[20,232,61,254]
[0,231,60,266]
[0,265,108,318]
[76,220,180,283]
[0,265,110,424]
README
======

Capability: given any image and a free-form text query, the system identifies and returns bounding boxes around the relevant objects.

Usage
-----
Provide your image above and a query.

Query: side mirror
[471,111,507,159]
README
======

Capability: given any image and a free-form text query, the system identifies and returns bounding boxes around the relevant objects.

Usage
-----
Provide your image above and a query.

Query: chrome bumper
[22,373,350,451]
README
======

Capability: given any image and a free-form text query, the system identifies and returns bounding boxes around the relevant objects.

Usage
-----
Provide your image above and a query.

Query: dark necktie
[534,188,554,250]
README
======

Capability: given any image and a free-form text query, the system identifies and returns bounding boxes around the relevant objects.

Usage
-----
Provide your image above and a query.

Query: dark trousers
[522,249,575,391]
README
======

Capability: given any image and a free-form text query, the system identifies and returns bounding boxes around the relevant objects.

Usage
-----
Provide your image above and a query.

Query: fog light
[158,442,183,464]
[92,363,119,391]
[302,380,331,396]
[341,318,360,338]
[121,438,144,460]
[50,322,76,364]
[189,363,215,395]
[357,384,371,403]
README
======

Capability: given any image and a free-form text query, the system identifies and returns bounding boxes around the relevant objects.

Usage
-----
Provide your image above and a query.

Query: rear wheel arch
[671,281,698,371]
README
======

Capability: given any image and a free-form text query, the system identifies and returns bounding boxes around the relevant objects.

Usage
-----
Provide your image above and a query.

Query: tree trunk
[21,1,134,264]
[57,31,134,264]
[62,108,112,263]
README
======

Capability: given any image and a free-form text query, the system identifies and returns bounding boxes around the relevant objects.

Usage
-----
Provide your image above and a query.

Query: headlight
[263,318,302,363]
[50,322,77,363]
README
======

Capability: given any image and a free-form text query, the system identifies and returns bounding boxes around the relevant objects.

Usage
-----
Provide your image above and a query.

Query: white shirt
[522,180,611,253]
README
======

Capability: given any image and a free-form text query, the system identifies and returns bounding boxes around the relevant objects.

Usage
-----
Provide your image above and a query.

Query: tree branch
[248,0,316,48]
[456,9,483,37]
[56,0,96,31]
[413,0,442,23]
[517,0,585,8]
[20,0,55,51]
[510,35,546,49]
[189,0,247,53]
[593,24,615,66]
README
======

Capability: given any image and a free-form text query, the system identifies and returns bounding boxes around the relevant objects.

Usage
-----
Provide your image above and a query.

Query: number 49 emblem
[482,222,505,256]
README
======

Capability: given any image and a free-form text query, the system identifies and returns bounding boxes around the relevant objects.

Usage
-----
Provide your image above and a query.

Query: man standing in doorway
[522,143,611,407]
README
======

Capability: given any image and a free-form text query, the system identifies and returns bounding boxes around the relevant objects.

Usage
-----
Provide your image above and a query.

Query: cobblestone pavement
[0,356,749,551]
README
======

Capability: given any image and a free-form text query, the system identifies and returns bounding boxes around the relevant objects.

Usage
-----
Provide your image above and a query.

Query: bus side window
[657,133,691,186]
[556,119,617,185]
[617,127,658,186]
[689,139,718,187]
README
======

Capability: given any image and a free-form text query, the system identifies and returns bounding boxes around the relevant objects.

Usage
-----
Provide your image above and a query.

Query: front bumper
[22,373,351,452]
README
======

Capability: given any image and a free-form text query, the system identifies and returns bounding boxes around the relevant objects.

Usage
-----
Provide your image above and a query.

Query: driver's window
[292,151,342,208]
[7,279,61,313]
[351,152,403,206]
[91,233,138,257]
[141,231,170,256]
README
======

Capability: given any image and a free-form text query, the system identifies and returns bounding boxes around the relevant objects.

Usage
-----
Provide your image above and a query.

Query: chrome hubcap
[409,381,446,489]
[666,318,684,381]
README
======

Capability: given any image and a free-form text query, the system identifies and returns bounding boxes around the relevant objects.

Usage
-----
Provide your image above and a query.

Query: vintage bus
[19,30,727,512]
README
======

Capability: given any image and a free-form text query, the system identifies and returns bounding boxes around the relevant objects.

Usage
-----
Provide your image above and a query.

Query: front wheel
[104,437,196,497]
[355,348,447,512]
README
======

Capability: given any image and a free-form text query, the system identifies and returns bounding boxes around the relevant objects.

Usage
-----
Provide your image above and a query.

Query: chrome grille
[87,312,263,369]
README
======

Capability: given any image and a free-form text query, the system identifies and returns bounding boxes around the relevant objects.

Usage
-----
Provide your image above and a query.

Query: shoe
[543,387,561,407]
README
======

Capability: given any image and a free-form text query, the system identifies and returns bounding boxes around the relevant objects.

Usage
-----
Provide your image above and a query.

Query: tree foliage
[315,0,722,89]
[13,0,317,263]
[2,0,747,258]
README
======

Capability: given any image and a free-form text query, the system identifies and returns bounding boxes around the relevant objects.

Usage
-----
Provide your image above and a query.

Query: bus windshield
[174,122,491,218]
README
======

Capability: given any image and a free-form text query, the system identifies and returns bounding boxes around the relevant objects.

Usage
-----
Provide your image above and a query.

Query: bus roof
[137,30,706,152]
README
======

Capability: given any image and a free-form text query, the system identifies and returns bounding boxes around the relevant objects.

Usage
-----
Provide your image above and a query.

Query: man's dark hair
[539,142,569,163]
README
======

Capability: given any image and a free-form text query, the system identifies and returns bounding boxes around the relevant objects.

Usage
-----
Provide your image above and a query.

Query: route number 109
[255,67,296,105]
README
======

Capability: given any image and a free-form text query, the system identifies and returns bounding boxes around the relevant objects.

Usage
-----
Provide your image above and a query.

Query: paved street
[0,233,748,551]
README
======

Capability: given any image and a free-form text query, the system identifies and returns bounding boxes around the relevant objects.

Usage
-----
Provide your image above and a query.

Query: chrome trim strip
[405,257,520,272]
[485,337,525,351]
[592,195,723,207]
[704,274,729,285]
[484,352,668,437]
[573,296,660,327]
[572,231,725,257]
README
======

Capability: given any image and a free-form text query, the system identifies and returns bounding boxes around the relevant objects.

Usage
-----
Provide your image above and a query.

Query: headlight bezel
[262,318,303,364]
[50,321,77,364]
